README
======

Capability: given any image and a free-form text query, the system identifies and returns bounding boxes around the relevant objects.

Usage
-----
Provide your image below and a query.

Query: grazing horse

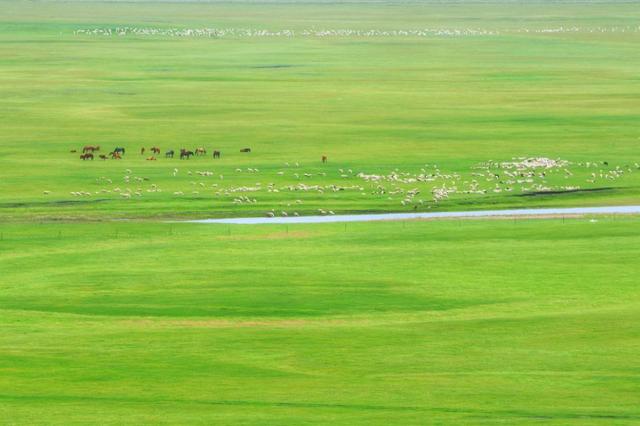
[322,155,328,164]
[82,145,100,153]
[151,147,160,154]
[165,150,174,158]
[180,149,194,160]
[195,147,206,156]
[140,147,145,155]
[240,148,251,153]
[110,151,122,159]
[70,149,77,153]
[213,150,221,159]
[99,154,108,160]
[113,147,125,155]
[80,153,94,160]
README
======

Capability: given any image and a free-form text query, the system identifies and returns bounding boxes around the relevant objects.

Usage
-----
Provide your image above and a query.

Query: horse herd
[73,145,251,161]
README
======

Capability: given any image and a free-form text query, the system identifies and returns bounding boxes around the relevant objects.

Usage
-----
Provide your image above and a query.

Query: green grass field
[1,0,639,220]
[2,218,640,423]
[1,1,640,424]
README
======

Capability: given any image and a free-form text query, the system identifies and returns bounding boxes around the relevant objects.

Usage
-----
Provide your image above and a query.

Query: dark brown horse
[322,155,328,164]
[213,150,221,159]
[151,147,160,154]
[80,153,94,160]
[180,149,194,159]
[140,147,145,155]
[99,154,108,160]
[240,148,251,153]
[82,145,100,153]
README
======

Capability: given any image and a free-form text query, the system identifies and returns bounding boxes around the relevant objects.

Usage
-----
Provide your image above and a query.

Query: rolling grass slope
[1,217,640,424]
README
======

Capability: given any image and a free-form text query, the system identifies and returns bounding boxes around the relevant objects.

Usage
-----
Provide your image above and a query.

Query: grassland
[2,217,640,424]
[1,1,640,424]
[1,0,639,220]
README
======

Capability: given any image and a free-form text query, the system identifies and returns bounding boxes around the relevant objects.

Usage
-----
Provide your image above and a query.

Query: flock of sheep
[74,26,640,39]
[52,157,640,217]
[73,27,497,38]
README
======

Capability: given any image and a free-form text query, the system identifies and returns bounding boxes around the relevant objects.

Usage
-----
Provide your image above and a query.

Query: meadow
[1,0,639,220]
[1,0,640,424]
[2,217,640,424]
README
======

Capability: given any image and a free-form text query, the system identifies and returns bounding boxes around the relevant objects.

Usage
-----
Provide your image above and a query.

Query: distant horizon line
[12,0,639,4]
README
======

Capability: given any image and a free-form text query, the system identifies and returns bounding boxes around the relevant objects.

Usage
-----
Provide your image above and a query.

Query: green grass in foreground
[1,217,639,424]
[1,1,639,220]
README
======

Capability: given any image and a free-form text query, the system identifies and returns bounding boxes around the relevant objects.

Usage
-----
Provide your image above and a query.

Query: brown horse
[80,153,94,160]
[151,147,160,154]
[213,150,221,159]
[180,149,194,159]
[99,154,108,160]
[70,149,77,153]
[322,155,328,164]
[140,147,145,155]
[240,148,251,153]
[195,147,206,156]
[146,156,157,161]
[82,145,100,153]
[110,151,122,160]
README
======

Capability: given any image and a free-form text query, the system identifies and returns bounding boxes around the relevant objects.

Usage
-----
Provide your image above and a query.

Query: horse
[70,149,77,153]
[240,148,251,153]
[165,150,174,158]
[195,147,206,156]
[80,153,94,160]
[110,151,122,159]
[113,147,125,155]
[140,147,145,155]
[180,149,194,160]
[99,154,108,160]
[322,155,328,164]
[151,147,160,154]
[82,145,100,153]
[146,156,156,161]
[213,150,221,159]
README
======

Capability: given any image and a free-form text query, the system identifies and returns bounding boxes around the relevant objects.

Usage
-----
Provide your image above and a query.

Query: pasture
[1,0,640,220]
[1,0,640,424]
[2,217,640,423]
